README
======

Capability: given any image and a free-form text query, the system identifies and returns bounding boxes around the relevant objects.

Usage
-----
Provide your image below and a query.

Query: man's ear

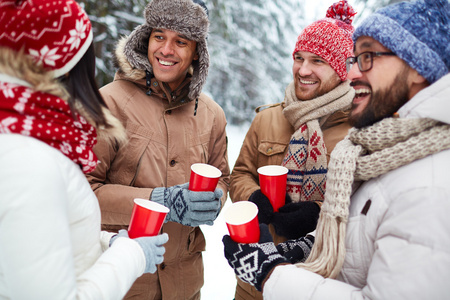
[413,70,428,84]
[410,68,427,85]
[408,68,429,99]
[193,52,199,61]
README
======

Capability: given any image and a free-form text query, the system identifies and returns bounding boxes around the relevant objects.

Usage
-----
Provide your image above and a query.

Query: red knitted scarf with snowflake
[0,82,98,173]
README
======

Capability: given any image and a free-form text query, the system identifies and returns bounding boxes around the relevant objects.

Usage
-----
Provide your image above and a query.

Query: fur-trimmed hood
[113,37,148,83]
[117,0,209,101]
[0,47,125,142]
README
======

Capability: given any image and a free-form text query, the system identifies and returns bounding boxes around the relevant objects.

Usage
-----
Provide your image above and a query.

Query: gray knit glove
[109,228,129,247]
[276,235,314,264]
[135,233,169,273]
[151,182,223,226]
[109,229,168,274]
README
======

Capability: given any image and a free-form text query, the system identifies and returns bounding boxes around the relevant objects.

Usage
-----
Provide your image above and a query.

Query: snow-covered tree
[205,0,306,124]
[79,0,146,86]
[80,0,308,124]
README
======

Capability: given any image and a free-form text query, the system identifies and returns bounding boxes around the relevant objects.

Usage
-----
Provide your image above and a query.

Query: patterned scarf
[0,81,98,173]
[281,80,354,202]
[300,117,450,278]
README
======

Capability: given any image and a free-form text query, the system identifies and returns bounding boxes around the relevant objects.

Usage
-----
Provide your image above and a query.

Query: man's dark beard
[349,67,410,129]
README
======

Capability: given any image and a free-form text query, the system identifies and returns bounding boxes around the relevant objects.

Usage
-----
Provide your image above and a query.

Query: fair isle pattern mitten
[151,183,222,227]
[223,224,288,291]
[166,187,188,223]
[276,234,314,264]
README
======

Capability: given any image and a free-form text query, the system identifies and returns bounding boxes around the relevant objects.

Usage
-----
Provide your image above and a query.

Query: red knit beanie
[0,0,93,78]
[293,0,356,81]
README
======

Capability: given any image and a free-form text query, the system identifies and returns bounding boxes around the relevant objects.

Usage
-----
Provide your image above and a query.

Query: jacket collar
[113,70,193,108]
[148,75,192,109]
[398,73,450,125]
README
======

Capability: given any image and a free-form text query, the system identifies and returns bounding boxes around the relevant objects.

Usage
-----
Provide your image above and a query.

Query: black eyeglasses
[345,51,396,73]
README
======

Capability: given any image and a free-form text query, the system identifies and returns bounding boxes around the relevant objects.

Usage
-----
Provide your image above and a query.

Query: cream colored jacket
[263,74,450,300]
[0,134,146,300]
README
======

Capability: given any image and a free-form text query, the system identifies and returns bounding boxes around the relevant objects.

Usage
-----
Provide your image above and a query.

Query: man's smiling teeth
[355,88,371,97]
[300,79,316,85]
[158,59,175,66]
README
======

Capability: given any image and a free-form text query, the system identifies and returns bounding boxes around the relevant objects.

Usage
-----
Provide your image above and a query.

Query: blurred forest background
[79,0,403,125]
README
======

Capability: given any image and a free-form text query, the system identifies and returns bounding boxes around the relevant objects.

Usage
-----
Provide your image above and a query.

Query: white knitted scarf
[282,80,354,202]
[298,117,450,278]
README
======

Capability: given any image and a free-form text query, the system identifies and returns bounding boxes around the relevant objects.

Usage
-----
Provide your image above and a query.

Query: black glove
[271,200,320,239]
[222,224,288,291]
[248,189,274,224]
[276,235,314,264]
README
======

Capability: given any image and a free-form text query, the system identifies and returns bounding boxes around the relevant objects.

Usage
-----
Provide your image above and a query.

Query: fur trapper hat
[123,0,209,101]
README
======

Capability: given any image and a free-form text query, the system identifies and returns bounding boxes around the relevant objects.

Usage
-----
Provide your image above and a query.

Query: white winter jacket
[0,134,147,300]
[263,74,450,299]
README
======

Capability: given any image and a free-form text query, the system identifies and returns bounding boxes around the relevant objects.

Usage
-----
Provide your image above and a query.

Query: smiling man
[223,0,450,299]
[347,39,423,129]
[86,0,230,299]
[228,1,356,299]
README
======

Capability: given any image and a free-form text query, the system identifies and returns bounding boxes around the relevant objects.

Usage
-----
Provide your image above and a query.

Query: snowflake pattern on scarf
[0,82,98,173]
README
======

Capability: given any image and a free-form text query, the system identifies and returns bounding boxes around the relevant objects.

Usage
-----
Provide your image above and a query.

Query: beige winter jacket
[230,102,350,206]
[87,71,230,299]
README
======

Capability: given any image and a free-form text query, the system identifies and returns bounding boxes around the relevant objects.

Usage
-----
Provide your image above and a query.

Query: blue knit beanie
[353,0,449,84]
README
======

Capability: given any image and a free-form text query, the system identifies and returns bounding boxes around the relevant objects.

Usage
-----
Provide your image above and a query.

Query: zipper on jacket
[145,70,153,96]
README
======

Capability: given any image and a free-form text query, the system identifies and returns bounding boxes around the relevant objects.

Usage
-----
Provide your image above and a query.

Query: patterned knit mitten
[222,224,288,291]
[276,234,315,264]
[151,183,223,226]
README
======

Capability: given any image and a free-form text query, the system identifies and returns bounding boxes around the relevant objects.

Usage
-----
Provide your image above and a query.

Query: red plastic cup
[257,165,288,212]
[189,163,222,192]
[224,201,260,243]
[128,199,170,239]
